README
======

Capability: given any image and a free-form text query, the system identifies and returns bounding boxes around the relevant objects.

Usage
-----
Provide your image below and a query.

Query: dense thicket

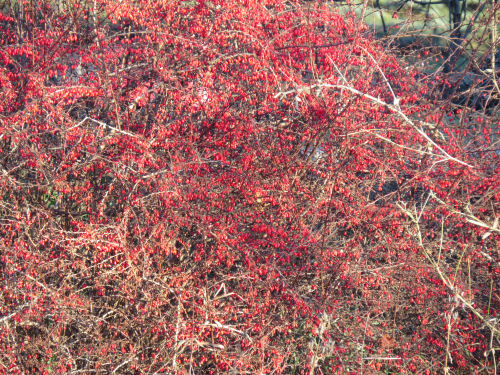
[0,0,498,374]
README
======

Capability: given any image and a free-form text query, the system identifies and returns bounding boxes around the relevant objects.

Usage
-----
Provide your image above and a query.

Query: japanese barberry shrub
[0,0,498,374]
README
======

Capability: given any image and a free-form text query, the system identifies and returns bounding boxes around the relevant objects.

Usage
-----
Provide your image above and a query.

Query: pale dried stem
[172,297,182,372]
[69,116,139,138]
[396,201,500,339]
[275,82,473,168]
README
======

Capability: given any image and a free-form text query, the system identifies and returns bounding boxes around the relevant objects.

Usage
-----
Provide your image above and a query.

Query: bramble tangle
[0,1,498,374]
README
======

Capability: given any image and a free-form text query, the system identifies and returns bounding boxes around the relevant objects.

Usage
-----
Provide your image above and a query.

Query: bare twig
[275,82,473,168]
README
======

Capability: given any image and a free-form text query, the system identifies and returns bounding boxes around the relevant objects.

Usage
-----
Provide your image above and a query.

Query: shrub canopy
[0,0,498,374]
